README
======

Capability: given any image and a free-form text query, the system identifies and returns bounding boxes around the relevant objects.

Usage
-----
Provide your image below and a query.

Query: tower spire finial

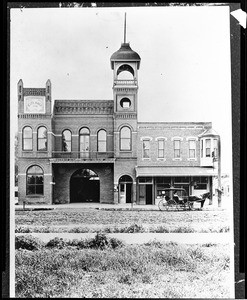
[124,12,126,43]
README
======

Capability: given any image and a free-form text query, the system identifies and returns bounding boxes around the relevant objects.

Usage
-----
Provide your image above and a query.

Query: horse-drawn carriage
[158,187,211,211]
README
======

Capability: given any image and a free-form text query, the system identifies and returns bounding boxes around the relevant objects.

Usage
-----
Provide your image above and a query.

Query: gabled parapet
[17,80,52,115]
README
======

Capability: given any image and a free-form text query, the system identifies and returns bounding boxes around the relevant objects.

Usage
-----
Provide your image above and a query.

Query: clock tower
[110,14,141,203]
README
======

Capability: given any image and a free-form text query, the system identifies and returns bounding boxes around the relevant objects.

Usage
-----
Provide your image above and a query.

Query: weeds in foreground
[15,223,230,233]
[15,242,230,298]
[16,233,125,251]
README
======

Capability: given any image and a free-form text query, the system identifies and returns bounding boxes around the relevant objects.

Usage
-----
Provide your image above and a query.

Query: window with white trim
[26,165,44,195]
[189,140,196,158]
[174,139,180,158]
[37,126,47,151]
[97,129,107,152]
[23,126,33,150]
[158,139,165,158]
[143,139,150,158]
[205,139,211,157]
[62,130,72,152]
[213,138,218,158]
[120,126,131,151]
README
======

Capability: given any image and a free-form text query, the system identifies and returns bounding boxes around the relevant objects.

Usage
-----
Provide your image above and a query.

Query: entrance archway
[70,169,100,203]
[118,175,133,204]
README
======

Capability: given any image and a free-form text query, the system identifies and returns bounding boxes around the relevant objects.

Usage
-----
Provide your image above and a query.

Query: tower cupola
[110,43,141,70]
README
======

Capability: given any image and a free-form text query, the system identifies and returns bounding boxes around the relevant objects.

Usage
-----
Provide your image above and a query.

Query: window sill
[142,158,151,160]
[187,158,197,161]
[172,158,182,161]
[157,158,166,161]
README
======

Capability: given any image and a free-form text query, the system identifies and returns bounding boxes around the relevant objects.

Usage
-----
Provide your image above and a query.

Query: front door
[119,183,132,203]
[139,185,145,205]
[119,183,126,203]
[146,185,153,205]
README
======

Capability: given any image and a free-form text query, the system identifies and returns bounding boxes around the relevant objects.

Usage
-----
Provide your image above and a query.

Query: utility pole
[218,136,222,207]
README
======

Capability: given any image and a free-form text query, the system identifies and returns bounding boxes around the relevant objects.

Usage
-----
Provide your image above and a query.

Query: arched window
[26,165,44,195]
[62,130,72,152]
[79,127,90,158]
[37,126,47,151]
[120,126,131,151]
[97,129,106,152]
[22,126,33,150]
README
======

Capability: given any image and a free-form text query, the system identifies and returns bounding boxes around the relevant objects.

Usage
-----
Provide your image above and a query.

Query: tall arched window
[37,126,47,151]
[62,130,72,152]
[120,126,131,151]
[22,126,33,150]
[97,129,107,152]
[26,165,44,195]
[79,127,90,158]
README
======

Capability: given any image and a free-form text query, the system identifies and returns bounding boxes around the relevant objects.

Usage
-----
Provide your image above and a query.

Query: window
[120,98,131,108]
[205,139,211,157]
[174,177,190,183]
[23,126,33,150]
[213,138,218,158]
[26,165,44,195]
[143,139,150,158]
[120,126,131,151]
[174,140,180,158]
[97,129,107,152]
[201,139,203,158]
[139,177,153,183]
[158,140,165,158]
[37,126,47,151]
[62,130,72,152]
[189,140,196,158]
[79,127,90,158]
[193,176,208,190]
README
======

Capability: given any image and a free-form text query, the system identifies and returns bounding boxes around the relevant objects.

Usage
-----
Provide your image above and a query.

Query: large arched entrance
[118,175,133,204]
[70,169,100,203]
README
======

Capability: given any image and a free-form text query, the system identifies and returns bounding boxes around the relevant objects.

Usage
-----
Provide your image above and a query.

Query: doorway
[139,184,153,205]
[118,175,133,204]
[70,169,99,203]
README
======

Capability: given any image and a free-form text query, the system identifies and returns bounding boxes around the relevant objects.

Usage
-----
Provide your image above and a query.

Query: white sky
[10,5,233,174]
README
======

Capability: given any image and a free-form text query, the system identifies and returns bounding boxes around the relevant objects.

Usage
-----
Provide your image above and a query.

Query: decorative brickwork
[54,100,114,114]
[23,88,46,96]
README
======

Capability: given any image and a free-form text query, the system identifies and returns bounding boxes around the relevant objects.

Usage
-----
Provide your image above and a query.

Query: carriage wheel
[158,199,168,211]
[167,199,178,211]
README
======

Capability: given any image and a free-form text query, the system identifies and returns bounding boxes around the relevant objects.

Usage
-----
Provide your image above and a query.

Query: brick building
[17,41,220,205]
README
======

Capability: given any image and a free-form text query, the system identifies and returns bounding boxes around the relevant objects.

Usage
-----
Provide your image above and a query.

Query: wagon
[158,187,211,211]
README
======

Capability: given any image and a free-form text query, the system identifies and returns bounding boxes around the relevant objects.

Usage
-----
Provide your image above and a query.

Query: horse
[188,192,211,209]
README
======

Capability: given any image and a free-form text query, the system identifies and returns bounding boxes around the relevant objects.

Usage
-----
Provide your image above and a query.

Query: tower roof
[110,43,141,69]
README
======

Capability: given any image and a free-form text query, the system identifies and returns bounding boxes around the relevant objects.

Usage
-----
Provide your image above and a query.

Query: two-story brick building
[17,40,220,205]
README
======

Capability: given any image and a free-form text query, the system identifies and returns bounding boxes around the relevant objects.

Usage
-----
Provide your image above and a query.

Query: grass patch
[15,208,230,229]
[15,242,230,298]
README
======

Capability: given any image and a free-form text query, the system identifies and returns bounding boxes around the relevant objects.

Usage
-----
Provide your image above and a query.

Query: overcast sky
[10,5,233,174]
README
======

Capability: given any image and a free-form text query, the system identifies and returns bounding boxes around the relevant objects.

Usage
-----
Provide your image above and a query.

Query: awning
[135,166,217,177]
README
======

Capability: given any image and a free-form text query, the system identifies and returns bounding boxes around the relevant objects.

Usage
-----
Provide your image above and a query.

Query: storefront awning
[135,166,217,177]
